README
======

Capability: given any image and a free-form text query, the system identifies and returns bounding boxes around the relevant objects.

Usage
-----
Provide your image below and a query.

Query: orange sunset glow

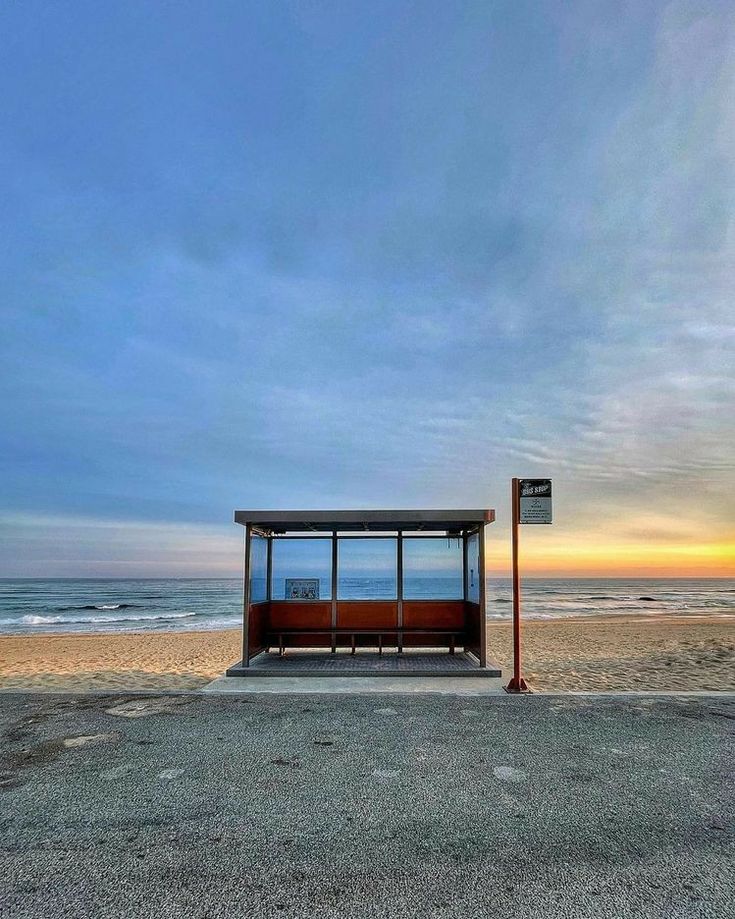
[486,531,735,578]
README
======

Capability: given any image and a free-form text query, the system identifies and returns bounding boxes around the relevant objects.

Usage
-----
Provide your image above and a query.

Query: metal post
[331,531,338,652]
[506,477,529,692]
[397,532,403,654]
[462,533,468,652]
[241,525,252,667]
[266,534,272,602]
[478,524,487,667]
[462,534,468,602]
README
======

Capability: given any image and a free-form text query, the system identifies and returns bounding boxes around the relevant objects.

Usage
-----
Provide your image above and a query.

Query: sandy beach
[489,616,734,692]
[0,616,732,692]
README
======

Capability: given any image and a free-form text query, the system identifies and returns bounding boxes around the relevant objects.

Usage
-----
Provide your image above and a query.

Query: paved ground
[0,692,733,919]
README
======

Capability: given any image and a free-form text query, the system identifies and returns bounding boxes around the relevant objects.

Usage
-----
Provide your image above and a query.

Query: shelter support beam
[478,523,487,668]
[241,524,252,668]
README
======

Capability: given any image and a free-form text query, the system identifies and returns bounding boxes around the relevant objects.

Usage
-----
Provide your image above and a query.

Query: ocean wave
[2,578,733,635]
[54,603,145,612]
[174,615,241,631]
[17,612,196,627]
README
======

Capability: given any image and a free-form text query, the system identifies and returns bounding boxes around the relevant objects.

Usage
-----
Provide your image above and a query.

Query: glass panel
[249,534,268,603]
[337,538,397,599]
[466,533,480,602]
[271,538,332,600]
[402,538,463,599]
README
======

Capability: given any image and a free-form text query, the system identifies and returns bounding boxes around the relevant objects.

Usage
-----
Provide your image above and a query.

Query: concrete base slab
[226,649,502,678]
[202,675,507,695]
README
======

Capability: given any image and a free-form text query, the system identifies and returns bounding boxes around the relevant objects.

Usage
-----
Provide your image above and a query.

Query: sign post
[506,477,552,693]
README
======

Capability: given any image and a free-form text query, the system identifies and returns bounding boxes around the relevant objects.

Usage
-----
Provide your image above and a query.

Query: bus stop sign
[519,479,552,524]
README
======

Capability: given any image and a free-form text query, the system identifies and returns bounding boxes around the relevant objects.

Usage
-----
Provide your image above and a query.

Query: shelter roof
[233,509,495,534]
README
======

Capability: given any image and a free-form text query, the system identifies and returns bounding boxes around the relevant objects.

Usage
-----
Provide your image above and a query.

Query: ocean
[0,578,733,635]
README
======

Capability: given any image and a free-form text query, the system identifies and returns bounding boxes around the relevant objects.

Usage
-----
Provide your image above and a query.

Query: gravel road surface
[1,692,733,918]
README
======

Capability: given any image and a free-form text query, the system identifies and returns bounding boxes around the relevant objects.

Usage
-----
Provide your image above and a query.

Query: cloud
[0,513,241,578]
[0,2,733,575]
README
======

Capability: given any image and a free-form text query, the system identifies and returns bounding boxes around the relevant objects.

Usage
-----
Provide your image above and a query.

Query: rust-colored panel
[464,600,481,656]
[336,601,398,629]
[402,600,465,629]
[269,601,332,629]
[248,601,270,659]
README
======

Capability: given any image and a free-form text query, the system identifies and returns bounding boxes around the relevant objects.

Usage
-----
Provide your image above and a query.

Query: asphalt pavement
[0,691,733,918]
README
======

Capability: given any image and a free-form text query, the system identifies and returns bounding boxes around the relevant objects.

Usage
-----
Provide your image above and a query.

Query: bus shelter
[227,509,498,677]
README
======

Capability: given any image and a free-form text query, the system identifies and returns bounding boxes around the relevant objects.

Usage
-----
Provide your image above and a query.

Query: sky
[1,1,734,578]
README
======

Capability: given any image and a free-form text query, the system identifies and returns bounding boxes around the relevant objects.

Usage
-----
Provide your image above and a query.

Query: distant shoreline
[2,577,732,637]
[2,610,734,642]
[2,576,733,580]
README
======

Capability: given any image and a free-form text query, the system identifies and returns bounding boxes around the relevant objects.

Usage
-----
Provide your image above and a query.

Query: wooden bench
[268,628,463,657]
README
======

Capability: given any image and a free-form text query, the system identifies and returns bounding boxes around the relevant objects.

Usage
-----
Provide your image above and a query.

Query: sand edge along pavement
[0,616,733,693]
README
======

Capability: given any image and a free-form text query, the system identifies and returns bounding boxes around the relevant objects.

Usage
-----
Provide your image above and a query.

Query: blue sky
[1,1,734,576]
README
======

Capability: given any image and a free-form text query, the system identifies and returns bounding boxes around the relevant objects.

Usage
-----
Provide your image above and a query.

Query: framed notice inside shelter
[285,578,320,600]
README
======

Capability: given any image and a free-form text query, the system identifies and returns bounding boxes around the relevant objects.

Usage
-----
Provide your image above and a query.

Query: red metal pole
[512,477,521,685]
[506,477,529,692]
